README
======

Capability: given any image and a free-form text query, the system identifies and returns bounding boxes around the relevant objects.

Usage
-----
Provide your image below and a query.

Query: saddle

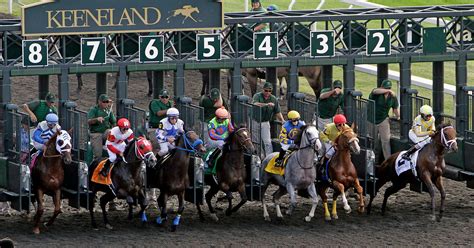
[91,159,114,185]
[264,151,294,176]
[204,148,222,176]
[29,150,41,171]
[156,150,175,167]
[316,157,332,183]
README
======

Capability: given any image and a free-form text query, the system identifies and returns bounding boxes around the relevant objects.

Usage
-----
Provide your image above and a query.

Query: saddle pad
[264,153,292,176]
[395,150,420,177]
[91,159,114,185]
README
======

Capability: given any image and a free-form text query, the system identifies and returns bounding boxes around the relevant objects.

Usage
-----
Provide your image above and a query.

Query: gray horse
[261,125,322,222]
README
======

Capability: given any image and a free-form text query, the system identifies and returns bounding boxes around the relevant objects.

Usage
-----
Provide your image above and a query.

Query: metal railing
[177,100,205,138]
[351,92,377,150]
[64,102,89,160]
[290,92,317,125]
[234,95,263,158]
[122,99,147,137]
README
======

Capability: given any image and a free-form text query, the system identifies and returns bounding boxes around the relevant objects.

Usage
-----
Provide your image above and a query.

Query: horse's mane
[123,138,137,156]
[436,122,452,132]
[292,125,308,146]
[224,124,246,150]
[45,131,60,149]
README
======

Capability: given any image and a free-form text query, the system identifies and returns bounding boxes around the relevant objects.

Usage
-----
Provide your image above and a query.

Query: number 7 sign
[81,37,106,65]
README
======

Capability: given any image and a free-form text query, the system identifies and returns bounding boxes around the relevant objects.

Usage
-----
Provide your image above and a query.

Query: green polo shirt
[251,7,269,32]
[87,105,116,133]
[317,88,344,119]
[252,92,281,122]
[149,99,174,128]
[369,91,399,124]
[27,100,57,123]
[199,96,229,123]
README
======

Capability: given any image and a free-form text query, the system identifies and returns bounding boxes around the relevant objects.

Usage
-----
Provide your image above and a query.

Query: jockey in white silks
[155,108,185,157]
[32,113,61,151]
[100,118,134,177]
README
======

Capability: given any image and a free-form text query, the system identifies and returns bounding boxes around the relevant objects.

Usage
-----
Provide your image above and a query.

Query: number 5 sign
[197,34,221,61]
[139,35,164,63]
[22,39,48,67]
[81,37,106,65]
[366,29,391,56]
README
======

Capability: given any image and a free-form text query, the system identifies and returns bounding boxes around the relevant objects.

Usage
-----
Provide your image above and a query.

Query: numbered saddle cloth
[203,149,222,176]
[91,159,114,185]
[264,152,293,176]
[395,150,420,177]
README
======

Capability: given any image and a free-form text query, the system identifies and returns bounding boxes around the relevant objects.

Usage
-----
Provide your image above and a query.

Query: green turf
[370,0,472,7]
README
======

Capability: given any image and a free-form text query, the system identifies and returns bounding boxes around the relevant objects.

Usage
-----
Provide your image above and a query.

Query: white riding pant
[409,130,431,150]
[158,141,176,157]
[206,139,225,150]
[280,144,291,151]
[107,142,126,163]
[32,140,44,151]
[323,141,336,158]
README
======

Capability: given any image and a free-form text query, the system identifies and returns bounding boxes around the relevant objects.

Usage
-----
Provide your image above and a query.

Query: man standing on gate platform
[87,94,116,159]
[21,92,57,125]
[369,79,400,160]
[252,82,284,158]
[317,80,344,130]
[199,88,229,143]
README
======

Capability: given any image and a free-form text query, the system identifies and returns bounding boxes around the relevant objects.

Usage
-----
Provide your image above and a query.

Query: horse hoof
[304,216,312,222]
[332,214,339,220]
[325,216,332,222]
[105,224,114,230]
[210,213,219,222]
[358,207,365,214]
[276,215,284,221]
[264,215,271,222]
[33,227,40,235]
[170,225,177,232]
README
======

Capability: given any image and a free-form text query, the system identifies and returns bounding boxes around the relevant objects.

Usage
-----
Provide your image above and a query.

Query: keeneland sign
[22,0,223,36]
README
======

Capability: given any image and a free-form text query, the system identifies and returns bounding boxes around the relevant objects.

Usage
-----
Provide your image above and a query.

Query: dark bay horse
[316,125,365,221]
[88,137,157,230]
[32,130,72,234]
[153,131,206,232]
[261,125,322,222]
[367,124,458,221]
[196,127,254,221]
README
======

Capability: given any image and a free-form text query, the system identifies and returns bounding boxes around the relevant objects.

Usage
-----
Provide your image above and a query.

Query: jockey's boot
[402,146,418,160]
[100,160,112,177]
[275,149,286,167]
[208,149,222,167]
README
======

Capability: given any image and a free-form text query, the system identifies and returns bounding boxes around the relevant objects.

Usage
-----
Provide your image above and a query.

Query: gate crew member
[402,105,436,160]
[206,108,234,163]
[317,80,344,129]
[252,82,285,158]
[148,89,174,152]
[199,88,229,143]
[32,113,61,152]
[320,114,350,162]
[251,0,269,32]
[155,108,185,158]
[21,92,57,125]
[369,79,400,160]
[101,118,134,177]
[88,94,116,159]
[275,110,305,166]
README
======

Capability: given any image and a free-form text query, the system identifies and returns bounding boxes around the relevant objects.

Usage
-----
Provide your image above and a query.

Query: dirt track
[1,71,473,247]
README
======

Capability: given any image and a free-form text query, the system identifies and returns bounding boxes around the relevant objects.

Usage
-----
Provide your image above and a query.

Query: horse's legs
[100,192,116,229]
[333,181,350,214]
[261,174,272,221]
[317,185,331,221]
[273,186,287,219]
[33,189,45,234]
[46,189,62,227]
[285,183,297,216]
[137,189,148,224]
[304,183,320,222]
[171,192,185,232]
[332,189,341,219]
[156,193,169,226]
[146,71,153,96]
[127,202,134,220]
[89,192,98,229]
[205,185,220,222]
[231,183,248,214]
[353,178,365,214]
[434,176,446,221]
[224,191,233,216]
[420,172,437,221]
[381,182,406,215]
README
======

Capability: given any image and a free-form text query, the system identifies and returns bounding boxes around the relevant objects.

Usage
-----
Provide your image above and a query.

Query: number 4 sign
[81,37,106,65]
[254,32,278,59]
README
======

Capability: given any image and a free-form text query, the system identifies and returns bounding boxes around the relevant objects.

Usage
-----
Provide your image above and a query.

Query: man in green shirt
[317,80,344,129]
[87,94,116,159]
[148,89,174,152]
[199,88,229,143]
[369,79,400,160]
[252,82,284,158]
[21,92,58,125]
[251,0,269,32]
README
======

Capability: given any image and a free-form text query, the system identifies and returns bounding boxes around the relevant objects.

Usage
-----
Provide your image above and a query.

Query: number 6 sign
[139,35,164,63]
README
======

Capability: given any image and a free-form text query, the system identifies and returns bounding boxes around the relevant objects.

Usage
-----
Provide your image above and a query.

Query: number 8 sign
[22,39,48,67]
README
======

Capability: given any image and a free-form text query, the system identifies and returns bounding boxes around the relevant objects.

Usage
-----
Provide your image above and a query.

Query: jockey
[155,107,185,157]
[402,105,436,160]
[319,114,350,161]
[206,108,234,163]
[101,118,134,177]
[32,113,61,152]
[275,110,305,166]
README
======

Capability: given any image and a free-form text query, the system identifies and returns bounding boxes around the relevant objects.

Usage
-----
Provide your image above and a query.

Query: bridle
[295,126,320,169]
[437,126,456,151]
[175,131,203,155]
[228,128,252,152]
[43,131,72,158]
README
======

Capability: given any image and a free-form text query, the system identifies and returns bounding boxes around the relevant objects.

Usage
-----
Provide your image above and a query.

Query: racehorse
[88,137,157,230]
[153,131,206,232]
[196,126,254,221]
[316,124,365,221]
[367,123,457,221]
[31,130,72,234]
[261,125,322,222]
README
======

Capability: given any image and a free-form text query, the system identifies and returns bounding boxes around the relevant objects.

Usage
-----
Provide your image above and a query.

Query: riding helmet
[287,110,300,120]
[215,108,229,119]
[45,113,59,124]
[117,118,131,129]
[420,105,433,116]
[333,114,347,125]
[166,108,180,117]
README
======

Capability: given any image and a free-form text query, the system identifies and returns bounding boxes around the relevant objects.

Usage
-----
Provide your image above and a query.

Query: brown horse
[316,125,365,221]
[153,131,206,232]
[31,130,72,234]
[367,123,458,221]
[88,137,157,230]
[243,66,323,99]
[196,126,254,221]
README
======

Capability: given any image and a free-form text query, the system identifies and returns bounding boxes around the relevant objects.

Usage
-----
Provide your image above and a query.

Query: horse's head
[435,124,458,152]
[231,126,254,154]
[55,130,72,164]
[336,126,360,155]
[299,125,322,152]
[135,137,157,168]
[183,131,206,154]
